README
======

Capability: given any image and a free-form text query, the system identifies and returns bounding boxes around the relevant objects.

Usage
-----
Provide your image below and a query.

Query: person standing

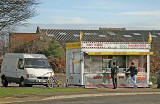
[126,62,138,88]
[111,62,119,89]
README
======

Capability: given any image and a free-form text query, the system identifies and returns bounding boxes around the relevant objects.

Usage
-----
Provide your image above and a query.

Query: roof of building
[39,28,160,43]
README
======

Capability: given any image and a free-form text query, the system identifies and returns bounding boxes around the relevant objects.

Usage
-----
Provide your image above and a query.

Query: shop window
[116,56,126,68]
[84,54,103,73]
[102,56,110,68]
[90,56,102,73]
[102,55,112,72]
[110,56,126,73]
[127,56,147,72]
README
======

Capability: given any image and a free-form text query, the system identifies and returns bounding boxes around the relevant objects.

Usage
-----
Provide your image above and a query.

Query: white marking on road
[42,92,160,100]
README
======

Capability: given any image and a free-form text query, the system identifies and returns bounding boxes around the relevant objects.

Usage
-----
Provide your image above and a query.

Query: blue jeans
[131,75,137,88]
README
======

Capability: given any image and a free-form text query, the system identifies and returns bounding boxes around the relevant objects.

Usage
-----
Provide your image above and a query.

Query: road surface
[12,94,160,104]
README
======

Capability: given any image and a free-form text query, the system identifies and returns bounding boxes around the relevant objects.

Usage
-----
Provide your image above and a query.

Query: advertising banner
[82,42,151,49]
[84,73,147,88]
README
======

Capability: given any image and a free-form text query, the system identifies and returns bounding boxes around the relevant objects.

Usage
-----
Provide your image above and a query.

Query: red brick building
[9,33,40,52]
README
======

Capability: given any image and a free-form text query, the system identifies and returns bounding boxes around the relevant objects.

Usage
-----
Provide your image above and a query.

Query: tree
[0,0,38,31]
[45,40,65,58]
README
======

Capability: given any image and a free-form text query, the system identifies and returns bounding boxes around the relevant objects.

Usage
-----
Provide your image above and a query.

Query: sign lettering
[82,42,150,49]
[93,76,102,79]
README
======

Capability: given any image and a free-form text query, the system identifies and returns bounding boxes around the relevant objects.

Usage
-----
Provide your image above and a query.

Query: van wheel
[19,78,26,87]
[2,77,8,87]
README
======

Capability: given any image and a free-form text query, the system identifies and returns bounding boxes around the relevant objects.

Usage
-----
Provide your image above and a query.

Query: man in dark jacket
[126,62,138,88]
[111,62,119,89]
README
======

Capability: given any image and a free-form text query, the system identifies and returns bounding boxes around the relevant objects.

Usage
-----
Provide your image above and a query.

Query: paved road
[11,94,160,104]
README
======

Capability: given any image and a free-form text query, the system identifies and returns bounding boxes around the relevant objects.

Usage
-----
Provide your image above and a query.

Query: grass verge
[0,87,97,96]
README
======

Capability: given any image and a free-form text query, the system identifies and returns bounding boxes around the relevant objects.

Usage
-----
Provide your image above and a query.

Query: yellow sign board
[66,42,81,49]
[88,52,153,55]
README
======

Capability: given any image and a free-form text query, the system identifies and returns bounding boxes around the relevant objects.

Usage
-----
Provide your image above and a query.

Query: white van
[1,53,54,87]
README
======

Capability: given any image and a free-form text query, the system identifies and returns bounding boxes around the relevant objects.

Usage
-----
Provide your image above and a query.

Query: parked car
[1,53,54,87]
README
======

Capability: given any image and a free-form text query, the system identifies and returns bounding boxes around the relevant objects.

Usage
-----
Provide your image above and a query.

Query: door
[72,52,81,85]
[73,52,81,74]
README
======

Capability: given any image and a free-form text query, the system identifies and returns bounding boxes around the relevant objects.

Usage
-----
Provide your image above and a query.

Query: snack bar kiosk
[66,41,153,88]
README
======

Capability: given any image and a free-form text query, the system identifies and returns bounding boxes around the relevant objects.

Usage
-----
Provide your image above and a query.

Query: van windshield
[25,58,51,68]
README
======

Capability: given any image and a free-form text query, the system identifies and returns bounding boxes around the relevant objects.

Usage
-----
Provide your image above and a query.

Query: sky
[18,0,160,32]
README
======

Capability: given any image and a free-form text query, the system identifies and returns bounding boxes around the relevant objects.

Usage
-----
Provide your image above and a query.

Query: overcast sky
[19,0,160,32]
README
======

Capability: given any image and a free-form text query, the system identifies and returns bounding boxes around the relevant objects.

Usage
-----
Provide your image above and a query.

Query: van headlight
[26,74,36,78]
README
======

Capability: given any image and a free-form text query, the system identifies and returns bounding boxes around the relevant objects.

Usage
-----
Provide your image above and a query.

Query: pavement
[0,88,160,104]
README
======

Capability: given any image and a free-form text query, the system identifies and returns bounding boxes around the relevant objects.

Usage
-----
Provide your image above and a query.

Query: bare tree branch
[0,0,38,31]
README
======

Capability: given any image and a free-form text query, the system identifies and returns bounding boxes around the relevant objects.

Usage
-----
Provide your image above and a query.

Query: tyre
[2,77,8,87]
[19,78,26,87]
